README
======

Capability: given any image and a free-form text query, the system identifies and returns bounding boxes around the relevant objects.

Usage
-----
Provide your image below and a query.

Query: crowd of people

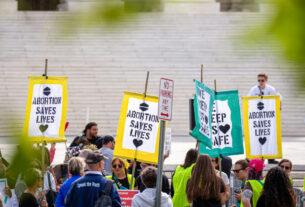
[0,122,304,207]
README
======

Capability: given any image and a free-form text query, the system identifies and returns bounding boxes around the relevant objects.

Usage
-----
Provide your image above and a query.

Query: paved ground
[0,136,304,166]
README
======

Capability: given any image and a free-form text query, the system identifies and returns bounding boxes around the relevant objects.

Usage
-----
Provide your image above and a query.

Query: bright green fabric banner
[190,80,215,149]
[200,90,244,157]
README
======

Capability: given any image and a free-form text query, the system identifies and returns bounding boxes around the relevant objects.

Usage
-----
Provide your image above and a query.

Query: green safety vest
[240,180,264,207]
[303,177,305,191]
[106,174,136,190]
[172,163,195,207]
[289,177,293,186]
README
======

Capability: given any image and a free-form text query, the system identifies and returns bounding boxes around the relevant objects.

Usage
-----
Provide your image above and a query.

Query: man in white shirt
[248,73,282,164]
[248,72,282,107]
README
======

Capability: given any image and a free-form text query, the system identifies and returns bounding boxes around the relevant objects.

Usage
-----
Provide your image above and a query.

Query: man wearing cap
[65,151,121,207]
[241,158,265,207]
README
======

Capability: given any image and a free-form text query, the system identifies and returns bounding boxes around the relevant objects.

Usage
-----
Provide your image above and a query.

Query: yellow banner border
[242,95,282,159]
[23,76,68,143]
[113,91,161,164]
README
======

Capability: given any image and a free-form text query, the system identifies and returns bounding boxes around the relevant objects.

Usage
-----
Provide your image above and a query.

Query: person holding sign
[247,73,282,164]
[248,73,282,106]
[106,158,137,190]
[70,122,104,149]
[19,168,47,207]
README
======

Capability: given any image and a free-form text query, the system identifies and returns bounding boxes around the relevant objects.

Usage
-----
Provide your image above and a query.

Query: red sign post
[158,78,174,121]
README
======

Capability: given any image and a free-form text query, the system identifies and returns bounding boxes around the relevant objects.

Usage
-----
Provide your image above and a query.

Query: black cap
[86,150,105,164]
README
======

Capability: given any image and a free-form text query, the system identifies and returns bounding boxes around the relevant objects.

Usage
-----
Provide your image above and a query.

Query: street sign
[158,78,174,121]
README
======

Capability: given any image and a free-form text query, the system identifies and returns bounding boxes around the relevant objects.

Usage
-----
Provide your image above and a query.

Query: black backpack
[94,180,113,207]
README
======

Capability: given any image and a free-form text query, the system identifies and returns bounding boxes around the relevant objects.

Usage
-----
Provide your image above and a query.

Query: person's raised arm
[242,189,252,207]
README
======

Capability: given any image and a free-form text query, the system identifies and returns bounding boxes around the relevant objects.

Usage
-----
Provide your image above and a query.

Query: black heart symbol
[219,124,230,134]
[133,139,143,147]
[259,137,267,145]
[39,125,48,133]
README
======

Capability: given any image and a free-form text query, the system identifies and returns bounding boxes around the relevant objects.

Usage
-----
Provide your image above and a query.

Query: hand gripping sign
[23,76,68,143]
[200,90,244,157]
[190,80,215,148]
[243,95,282,159]
[114,92,161,164]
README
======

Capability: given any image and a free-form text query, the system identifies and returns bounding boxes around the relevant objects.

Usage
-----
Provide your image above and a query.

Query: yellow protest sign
[23,76,68,143]
[114,91,161,164]
[243,95,282,159]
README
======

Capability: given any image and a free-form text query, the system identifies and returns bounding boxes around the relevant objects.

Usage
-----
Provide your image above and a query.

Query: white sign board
[158,78,174,121]
[164,128,171,155]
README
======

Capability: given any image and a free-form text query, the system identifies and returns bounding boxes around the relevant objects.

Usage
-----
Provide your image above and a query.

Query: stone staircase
[0,0,304,139]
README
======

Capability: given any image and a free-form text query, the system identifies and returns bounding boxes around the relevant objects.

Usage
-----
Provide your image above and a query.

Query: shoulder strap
[104,180,113,196]
[257,180,264,187]
[47,171,52,190]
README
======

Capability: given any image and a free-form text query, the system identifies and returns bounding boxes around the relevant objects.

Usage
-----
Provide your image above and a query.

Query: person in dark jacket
[65,150,121,207]
[70,122,104,149]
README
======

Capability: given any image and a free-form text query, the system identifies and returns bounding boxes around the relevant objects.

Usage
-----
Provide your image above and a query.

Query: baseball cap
[249,158,265,173]
[85,150,107,164]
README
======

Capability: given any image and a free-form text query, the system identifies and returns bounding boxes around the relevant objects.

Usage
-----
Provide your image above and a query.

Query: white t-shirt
[216,170,229,207]
[248,84,282,101]
[44,171,56,191]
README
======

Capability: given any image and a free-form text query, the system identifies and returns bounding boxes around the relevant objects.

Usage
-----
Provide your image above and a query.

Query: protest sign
[164,128,171,155]
[118,190,139,207]
[243,95,282,159]
[190,80,215,148]
[114,91,161,164]
[23,76,68,143]
[200,90,243,157]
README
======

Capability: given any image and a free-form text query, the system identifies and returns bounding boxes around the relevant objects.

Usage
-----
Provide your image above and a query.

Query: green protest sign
[200,90,244,157]
[190,80,215,148]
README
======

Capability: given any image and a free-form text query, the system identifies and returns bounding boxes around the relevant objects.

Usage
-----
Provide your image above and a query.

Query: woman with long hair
[241,158,265,207]
[256,166,295,207]
[106,157,137,190]
[171,148,198,207]
[278,159,293,185]
[186,154,226,207]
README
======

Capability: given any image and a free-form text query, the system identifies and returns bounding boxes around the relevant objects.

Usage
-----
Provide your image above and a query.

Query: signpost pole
[155,77,174,207]
[196,65,204,151]
[154,120,166,207]
[130,71,150,190]
[41,59,48,189]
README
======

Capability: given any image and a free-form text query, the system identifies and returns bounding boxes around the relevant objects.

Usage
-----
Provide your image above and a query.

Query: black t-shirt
[193,198,222,207]
[19,192,39,207]
[114,176,138,189]
[70,135,104,149]
[256,194,265,207]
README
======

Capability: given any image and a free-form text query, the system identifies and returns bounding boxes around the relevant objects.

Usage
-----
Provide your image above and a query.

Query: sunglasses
[232,168,245,173]
[112,164,122,169]
[257,79,265,82]
[280,166,290,170]
[211,159,217,163]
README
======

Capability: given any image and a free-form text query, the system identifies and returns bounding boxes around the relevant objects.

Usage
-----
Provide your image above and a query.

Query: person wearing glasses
[248,73,282,106]
[106,157,138,190]
[278,159,293,185]
[232,159,249,207]
[248,73,282,164]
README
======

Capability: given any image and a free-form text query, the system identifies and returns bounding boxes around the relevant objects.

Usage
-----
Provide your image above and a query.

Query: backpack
[46,172,58,207]
[94,180,113,207]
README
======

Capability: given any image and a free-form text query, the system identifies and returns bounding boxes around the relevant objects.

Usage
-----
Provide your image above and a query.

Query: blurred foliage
[246,0,305,88]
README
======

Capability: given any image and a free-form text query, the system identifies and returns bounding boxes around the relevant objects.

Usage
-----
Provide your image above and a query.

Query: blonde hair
[68,157,85,175]
[83,144,98,151]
